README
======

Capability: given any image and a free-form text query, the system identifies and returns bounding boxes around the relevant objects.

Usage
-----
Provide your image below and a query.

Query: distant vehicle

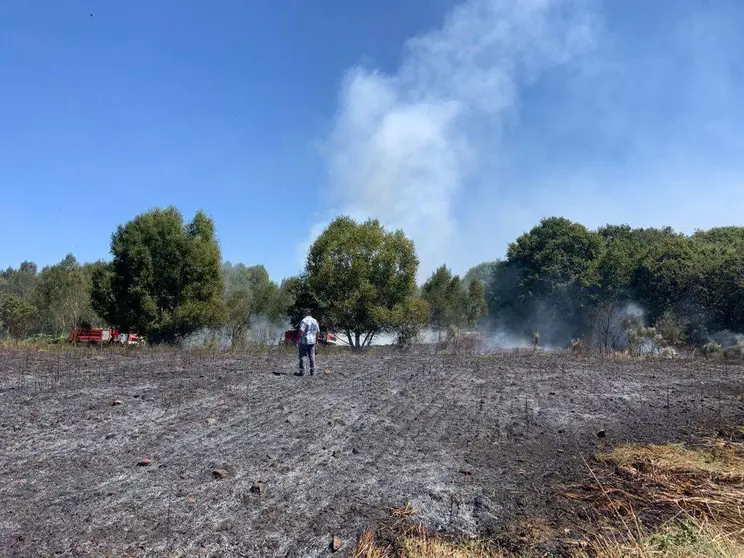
[67,328,141,346]
[280,329,338,346]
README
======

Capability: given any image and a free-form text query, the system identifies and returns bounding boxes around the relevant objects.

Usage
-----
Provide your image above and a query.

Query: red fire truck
[280,329,338,346]
[67,328,141,345]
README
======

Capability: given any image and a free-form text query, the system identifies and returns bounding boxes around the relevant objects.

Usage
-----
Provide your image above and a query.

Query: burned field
[1,347,744,557]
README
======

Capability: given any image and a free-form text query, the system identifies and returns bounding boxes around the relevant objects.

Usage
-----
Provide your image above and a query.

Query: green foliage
[376,297,430,346]
[303,216,418,349]
[91,207,225,343]
[463,261,499,288]
[484,219,744,348]
[465,279,488,327]
[421,265,466,332]
[0,293,37,339]
[0,261,38,300]
[222,262,283,345]
[489,217,604,344]
[285,275,325,328]
[654,310,689,347]
[32,254,101,334]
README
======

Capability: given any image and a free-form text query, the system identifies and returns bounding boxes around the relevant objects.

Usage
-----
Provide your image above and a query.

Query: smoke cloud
[309,0,597,280]
[303,0,744,285]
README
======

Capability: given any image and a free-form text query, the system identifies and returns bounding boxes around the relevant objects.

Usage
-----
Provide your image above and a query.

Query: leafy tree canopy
[304,216,419,349]
[92,207,225,343]
[0,293,37,339]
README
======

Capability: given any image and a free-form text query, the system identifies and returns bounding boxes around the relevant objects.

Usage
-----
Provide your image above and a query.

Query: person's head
[303,308,312,317]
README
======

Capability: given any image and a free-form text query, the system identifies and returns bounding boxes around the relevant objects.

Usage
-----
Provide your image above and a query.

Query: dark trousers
[298,342,316,372]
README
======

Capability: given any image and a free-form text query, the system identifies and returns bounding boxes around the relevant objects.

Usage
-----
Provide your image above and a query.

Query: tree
[303,216,418,349]
[489,217,604,345]
[379,297,430,346]
[463,261,499,288]
[32,255,100,334]
[0,293,37,339]
[92,207,225,342]
[421,265,466,334]
[465,279,488,327]
[0,261,38,300]
[222,263,283,346]
[630,233,707,327]
[590,299,626,353]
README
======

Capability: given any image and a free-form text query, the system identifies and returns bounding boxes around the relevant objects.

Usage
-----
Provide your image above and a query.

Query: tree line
[1,209,742,351]
[485,217,744,350]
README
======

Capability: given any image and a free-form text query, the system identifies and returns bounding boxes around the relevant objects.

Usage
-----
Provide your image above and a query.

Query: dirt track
[1,346,743,557]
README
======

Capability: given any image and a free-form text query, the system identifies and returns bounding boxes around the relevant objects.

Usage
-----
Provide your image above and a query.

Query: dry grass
[579,518,744,558]
[354,435,744,558]
[563,438,744,534]
[600,442,744,479]
[351,529,392,558]
[398,534,507,558]
[350,526,511,558]
[391,501,418,519]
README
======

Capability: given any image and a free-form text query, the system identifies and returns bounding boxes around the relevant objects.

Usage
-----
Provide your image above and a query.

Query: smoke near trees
[485,218,744,351]
[1,207,742,353]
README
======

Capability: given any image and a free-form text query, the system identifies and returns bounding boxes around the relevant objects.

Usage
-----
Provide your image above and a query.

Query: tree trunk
[362,331,373,347]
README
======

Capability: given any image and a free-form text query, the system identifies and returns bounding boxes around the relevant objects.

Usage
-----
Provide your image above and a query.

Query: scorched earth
[1,346,743,557]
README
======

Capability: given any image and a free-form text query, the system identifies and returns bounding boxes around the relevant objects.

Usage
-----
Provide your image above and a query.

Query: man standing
[296,308,319,376]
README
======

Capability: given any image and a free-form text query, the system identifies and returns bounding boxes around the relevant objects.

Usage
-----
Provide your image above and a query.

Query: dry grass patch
[563,438,744,533]
[354,434,744,558]
[581,518,744,558]
[391,501,418,519]
[398,534,507,558]
[351,526,512,558]
[352,529,391,558]
[600,441,744,479]
[563,434,744,556]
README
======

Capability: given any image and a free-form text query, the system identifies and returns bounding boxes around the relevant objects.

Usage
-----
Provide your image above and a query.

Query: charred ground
[1,346,743,557]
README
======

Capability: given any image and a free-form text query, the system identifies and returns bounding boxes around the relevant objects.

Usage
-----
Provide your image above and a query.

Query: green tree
[222,263,283,346]
[631,234,707,329]
[465,279,488,327]
[379,297,430,346]
[0,293,37,339]
[0,261,38,301]
[303,216,418,349]
[463,261,499,288]
[32,254,100,334]
[92,207,225,342]
[421,265,466,334]
[283,276,316,327]
[490,217,604,345]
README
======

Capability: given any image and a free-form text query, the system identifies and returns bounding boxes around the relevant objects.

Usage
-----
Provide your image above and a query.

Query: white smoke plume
[311,0,597,280]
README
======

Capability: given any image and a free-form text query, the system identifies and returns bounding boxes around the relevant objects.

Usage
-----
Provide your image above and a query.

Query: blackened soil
[1,347,743,557]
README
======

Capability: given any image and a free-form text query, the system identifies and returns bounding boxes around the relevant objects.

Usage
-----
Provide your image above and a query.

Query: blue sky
[2,0,743,282]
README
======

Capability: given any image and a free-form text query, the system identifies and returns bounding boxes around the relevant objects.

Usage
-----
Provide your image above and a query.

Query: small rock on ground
[212,468,229,480]
[137,458,152,467]
[331,536,343,552]
[250,481,265,495]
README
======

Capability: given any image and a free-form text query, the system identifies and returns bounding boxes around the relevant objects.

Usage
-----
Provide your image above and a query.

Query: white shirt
[299,316,320,345]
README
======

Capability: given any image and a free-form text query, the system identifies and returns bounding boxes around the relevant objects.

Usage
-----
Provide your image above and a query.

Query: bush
[654,310,688,346]
[723,341,743,360]
[570,338,587,355]
[702,342,722,359]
